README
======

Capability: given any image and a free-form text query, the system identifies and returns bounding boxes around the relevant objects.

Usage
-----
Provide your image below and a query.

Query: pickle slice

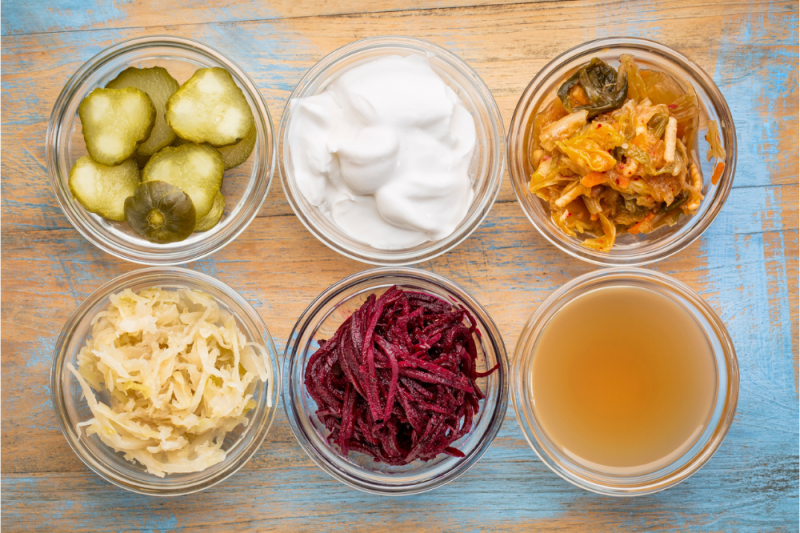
[135,153,151,169]
[106,67,180,157]
[171,136,191,147]
[68,156,140,221]
[79,87,156,166]
[173,127,255,169]
[142,143,223,218]
[125,181,196,243]
[217,125,256,170]
[166,68,254,147]
[195,192,225,231]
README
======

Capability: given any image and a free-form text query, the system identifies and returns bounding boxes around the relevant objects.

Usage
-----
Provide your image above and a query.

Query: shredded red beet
[304,286,499,465]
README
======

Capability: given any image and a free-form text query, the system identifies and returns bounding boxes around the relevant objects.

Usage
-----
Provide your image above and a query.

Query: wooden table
[2,0,798,530]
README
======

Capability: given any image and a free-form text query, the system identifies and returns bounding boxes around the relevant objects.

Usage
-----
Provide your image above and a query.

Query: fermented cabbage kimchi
[529,55,726,251]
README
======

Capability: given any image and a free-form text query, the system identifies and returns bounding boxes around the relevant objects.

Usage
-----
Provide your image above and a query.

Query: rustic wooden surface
[2,0,798,531]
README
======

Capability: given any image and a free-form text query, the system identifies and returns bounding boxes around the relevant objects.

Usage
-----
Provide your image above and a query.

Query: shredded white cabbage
[68,287,273,477]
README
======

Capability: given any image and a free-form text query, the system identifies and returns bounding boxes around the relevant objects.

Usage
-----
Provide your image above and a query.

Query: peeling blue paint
[697,1,799,529]
[1,0,133,36]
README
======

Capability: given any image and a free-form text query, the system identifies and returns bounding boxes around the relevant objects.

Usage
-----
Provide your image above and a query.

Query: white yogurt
[288,54,476,250]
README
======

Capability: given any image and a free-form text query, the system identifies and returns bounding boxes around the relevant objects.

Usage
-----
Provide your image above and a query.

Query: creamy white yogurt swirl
[288,54,476,250]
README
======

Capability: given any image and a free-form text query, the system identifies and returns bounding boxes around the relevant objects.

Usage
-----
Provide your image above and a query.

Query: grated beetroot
[304,286,499,465]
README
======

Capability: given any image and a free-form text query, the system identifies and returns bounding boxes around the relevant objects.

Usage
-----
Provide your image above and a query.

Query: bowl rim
[507,36,738,266]
[281,266,510,495]
[278,35,506,266]
[510,266,740,496]
[46,35,276,266]
[50,266,282,496]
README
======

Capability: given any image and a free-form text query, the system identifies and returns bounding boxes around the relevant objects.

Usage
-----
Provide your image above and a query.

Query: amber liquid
[532,285,716,474]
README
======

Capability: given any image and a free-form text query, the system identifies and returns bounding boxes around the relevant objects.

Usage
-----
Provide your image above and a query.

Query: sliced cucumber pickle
[106,67,180,157]
[171,136,191,147]
[217,125,256,170]
[166,68,254,147]
[142,143,223,218]
[195,192,225,231]
[173,127,255,169]
[135,153,151,169]
[125,181,196,244]
[79,87,156,166]
[68,156,140,221]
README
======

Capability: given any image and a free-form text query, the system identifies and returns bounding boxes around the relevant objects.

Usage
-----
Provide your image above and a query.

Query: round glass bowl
[508,37,737,266]
[51,267,281,496]
[283,267,509,495]
[278,36,505,266]
[512,267,739,496]
[46,36,275,265]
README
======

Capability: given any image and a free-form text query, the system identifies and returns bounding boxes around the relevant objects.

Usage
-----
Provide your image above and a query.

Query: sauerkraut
[68,287,273,477]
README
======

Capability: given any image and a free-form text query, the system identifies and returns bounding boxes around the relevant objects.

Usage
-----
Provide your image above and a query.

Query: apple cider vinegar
[531,285,716,474]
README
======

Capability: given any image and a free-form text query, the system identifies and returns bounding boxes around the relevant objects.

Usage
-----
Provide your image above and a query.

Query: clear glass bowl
[46,36,275,265]
[282,267,509,495]
[512,267,739,496]
[51,267,281,496]
[278,36,505,266]
[508,37,737,266]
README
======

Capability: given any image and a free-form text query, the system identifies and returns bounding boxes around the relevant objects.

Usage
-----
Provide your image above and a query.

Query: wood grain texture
[0,0,546,36]
[2,0,798,531]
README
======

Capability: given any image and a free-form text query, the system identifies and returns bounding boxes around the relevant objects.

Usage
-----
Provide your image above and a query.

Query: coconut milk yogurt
[287,54,476,250]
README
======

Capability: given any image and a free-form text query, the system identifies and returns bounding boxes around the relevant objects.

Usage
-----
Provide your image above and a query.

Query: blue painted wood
[1,0,797,531]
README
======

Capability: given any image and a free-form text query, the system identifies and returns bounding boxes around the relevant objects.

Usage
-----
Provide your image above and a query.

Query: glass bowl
[282,267,509,495]
[508,37,737,266]
[512,267,739,496]
[50,267,281,496]
[278,36,505,266]
[46,36,275,265]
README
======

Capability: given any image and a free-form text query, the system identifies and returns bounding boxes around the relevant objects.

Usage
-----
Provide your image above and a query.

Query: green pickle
[166,68,254,147]
[135,153,151,169]
[142,143,223,219]
[195,192,225,231]
[68,156,140,221]
[216,126,256,170]
[172,126,256,170]
[125,181,196,243]
[106,67,180,156]
[171,136,191,147]
[71,66,250,243]
[79,87,155,166]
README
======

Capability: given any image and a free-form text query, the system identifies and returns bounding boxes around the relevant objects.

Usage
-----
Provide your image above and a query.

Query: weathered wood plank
[0,0,564,36]
[1,430,797,532]
[1,0,797,531]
